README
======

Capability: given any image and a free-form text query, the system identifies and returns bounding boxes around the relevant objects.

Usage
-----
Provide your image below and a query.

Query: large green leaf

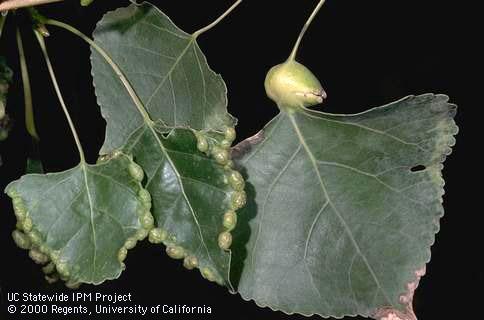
[91,1,234,154]
[232,94,457,319]
[5,153,153,286]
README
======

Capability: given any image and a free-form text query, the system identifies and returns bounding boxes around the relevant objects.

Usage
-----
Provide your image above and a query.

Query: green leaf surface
[120,124,243,287]
[91,2,234,154]
[232,94,457,319]
[5,154,153,285]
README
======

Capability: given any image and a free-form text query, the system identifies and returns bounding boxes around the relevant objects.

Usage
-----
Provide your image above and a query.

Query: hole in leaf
[410,165,426,172]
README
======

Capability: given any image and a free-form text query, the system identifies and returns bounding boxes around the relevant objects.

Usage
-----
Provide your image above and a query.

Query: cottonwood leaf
[91,1,234,154]
[232,94,457,319]
[120,124,241,287]
[90,2,242,286]
[5,153,153,285]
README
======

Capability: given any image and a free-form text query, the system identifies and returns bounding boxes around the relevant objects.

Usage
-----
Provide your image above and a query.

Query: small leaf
[5,154,153,285]
[232,94,457,319]
[91,2,234,154]
[0,55,12,123]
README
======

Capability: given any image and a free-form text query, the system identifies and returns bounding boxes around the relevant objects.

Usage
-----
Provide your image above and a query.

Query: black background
[0,0,481,319]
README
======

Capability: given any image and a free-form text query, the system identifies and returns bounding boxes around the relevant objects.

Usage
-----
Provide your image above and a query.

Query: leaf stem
[0,12,7,38]
[33,30,85,162]
[192,0,242,39]
[44,19,153,125]
[45,19,178,165]
[288,0,327,61]
[0,0,63,11]
[16,27,40,140]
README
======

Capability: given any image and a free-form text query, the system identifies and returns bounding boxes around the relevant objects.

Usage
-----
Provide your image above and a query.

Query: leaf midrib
[81,163,98,280]
[146,124,220,274]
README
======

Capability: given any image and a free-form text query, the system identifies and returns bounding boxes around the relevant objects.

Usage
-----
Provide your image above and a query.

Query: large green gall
[264,60,326,112]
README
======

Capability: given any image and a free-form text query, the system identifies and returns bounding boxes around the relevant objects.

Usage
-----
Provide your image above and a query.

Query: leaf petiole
[33,29,85,162]
[288,0,327,61]
[0,12,7,39]
[192,0,242,39]
[16,27,40,140]
[44,19,152,126]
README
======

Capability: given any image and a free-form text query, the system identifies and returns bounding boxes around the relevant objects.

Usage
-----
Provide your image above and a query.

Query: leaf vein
[250,144,302,271]
[145,39,193,109]
[139,21,189,40]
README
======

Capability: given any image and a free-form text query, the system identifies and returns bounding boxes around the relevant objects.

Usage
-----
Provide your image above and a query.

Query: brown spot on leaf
[373,266,426,320]
[231,130,265,160]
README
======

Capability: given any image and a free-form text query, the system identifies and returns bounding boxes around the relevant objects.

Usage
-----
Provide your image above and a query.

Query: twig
[0,0,63,11]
